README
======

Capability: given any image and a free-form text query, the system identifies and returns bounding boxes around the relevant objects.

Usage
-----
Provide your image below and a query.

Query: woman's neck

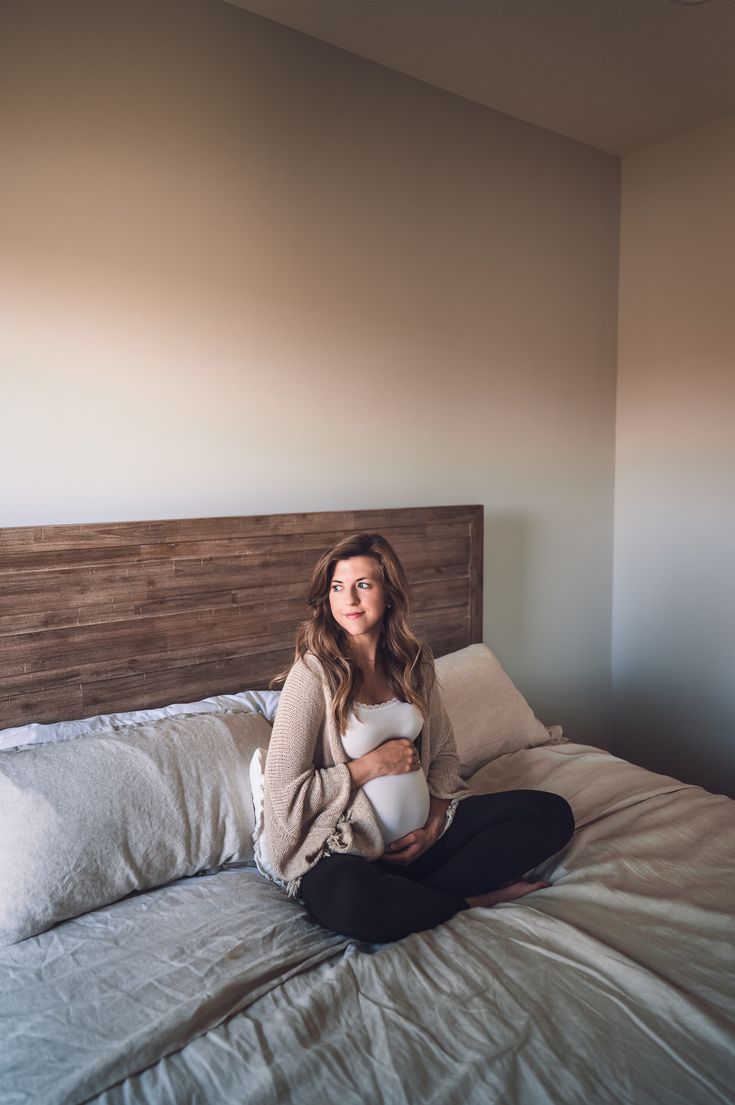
[346,635,382,674]
[355,657,393,704]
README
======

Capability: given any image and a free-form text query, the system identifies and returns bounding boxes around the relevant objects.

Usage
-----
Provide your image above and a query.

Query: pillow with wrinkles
[0,709,273,947]
[435,643,563,779]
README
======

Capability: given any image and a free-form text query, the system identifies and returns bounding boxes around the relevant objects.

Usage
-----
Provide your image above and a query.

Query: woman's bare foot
[465,880,551,908]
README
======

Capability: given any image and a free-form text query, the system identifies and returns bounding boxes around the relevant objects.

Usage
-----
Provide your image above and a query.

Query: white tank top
[342,698,430,846]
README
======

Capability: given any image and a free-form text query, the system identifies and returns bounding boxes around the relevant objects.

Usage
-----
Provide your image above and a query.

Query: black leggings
[299,790,575,944]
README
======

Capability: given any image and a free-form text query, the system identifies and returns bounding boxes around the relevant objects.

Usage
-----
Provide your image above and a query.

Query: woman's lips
[345,612,364,619]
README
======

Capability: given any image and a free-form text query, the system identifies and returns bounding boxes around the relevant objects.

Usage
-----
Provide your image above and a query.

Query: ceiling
[221,0,735,156]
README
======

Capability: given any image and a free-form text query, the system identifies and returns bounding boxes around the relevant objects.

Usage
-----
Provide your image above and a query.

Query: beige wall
[0,0,620,744]
[614,113,735,795]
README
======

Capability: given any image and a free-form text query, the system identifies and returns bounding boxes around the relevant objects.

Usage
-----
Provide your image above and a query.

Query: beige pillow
[435,643,561,778]
[0,709,273,946]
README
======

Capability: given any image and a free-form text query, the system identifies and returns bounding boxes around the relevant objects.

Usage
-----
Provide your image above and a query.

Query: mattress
[2,742,733,1105]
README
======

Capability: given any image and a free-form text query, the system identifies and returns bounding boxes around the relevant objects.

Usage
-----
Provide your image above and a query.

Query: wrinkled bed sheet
[1,743,733,1105]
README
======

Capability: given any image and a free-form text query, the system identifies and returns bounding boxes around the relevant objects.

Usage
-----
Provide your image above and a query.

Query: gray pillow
[0,709,273,946]
[0,688,281,750]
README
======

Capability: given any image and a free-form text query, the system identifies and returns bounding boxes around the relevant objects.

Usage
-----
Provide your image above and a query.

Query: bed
[1,505,733,1105]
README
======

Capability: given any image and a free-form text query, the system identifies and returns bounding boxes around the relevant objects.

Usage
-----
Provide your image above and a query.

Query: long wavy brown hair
[269,532,436,737]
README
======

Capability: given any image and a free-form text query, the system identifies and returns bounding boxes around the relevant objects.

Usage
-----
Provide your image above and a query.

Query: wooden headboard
[0,504,483,728]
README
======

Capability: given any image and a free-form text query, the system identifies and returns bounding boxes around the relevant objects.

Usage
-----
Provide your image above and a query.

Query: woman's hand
[346,738,421,790]
[368,737,421,778]
[380,820,442,865]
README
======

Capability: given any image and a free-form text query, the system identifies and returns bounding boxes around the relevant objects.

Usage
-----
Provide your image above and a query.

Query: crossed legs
[299,790,575,944]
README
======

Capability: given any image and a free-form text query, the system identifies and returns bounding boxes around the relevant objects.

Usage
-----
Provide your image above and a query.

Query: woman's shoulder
[284,650,328,689]
[418,650,437,684]
[419,649,436,673]
[299,649,327,677]
[273,652,328,727]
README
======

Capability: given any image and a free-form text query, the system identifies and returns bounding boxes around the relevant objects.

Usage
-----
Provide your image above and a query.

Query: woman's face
[328,556,388,639]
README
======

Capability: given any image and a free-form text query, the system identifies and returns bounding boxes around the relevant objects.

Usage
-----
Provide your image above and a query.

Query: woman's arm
[425,672,472,801]
[426,793,450,831]
[264,658,353,880]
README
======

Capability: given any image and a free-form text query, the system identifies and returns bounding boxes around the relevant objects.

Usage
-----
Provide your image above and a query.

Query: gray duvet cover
[2,743,733,1105]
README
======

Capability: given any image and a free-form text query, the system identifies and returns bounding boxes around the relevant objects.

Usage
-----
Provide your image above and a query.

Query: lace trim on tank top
[353,697,400,710]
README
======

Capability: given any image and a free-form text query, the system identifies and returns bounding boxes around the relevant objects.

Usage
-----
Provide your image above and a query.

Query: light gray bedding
[2,744,733,1105]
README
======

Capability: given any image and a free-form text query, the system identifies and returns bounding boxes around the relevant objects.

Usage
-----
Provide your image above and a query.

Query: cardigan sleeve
[263,656,353,881]
[425,672,473,802]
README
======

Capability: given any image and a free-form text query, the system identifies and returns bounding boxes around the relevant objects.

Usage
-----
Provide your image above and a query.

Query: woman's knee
[532,790,575,848]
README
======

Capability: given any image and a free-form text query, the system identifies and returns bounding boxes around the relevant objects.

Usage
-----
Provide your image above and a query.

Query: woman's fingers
[382,847,418,864]
[383,827,433,863]
[370,738,419,778]
[387,739,419,773]
[388,832,415,851]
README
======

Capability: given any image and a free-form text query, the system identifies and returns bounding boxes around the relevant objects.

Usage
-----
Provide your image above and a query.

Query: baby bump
[363,769,431,846]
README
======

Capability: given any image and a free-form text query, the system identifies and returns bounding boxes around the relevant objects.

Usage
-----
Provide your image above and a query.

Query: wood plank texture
[0,505,483,727]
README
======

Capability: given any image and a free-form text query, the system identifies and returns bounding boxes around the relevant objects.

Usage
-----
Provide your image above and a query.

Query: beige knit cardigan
[263,650,472,898]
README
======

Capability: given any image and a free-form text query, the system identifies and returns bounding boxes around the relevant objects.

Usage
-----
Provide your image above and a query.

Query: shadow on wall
[484,510,613,751]
[613,682,735,799]
[483,512,529,674]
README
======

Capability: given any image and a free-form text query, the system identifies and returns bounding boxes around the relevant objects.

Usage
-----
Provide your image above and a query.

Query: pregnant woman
[263,531,575,944]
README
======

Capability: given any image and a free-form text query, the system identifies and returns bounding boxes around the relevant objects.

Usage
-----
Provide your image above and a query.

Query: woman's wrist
[427,794,450,828]
[347,757,372,790]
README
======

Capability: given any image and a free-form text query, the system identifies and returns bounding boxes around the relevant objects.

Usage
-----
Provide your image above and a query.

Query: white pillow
[0,709,273,946]
[0,688,281,751]
[435,643,562,778]
[249,747,288,889]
